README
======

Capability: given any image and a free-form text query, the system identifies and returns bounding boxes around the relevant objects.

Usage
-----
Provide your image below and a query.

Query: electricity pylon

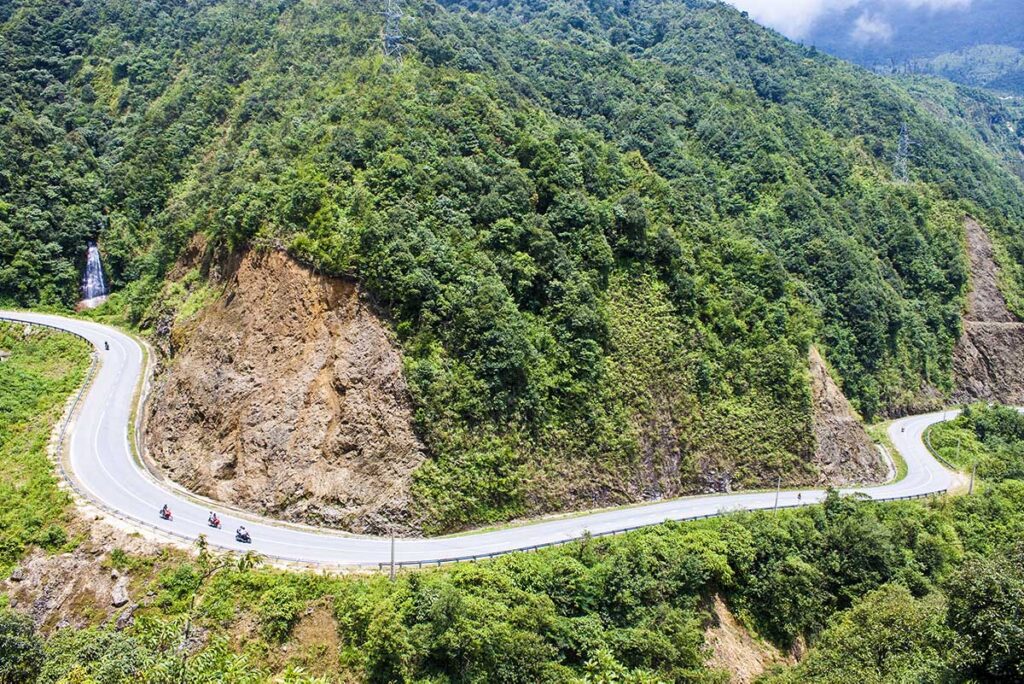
[381,0,405,60]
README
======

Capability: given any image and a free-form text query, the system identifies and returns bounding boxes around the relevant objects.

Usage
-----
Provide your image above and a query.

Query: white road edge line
[1,311,958,569]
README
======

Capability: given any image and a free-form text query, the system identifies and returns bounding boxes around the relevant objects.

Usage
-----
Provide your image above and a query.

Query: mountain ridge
[3,0,1024,530]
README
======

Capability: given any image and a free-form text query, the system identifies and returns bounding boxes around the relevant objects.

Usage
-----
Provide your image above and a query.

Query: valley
[4,0,1024,680]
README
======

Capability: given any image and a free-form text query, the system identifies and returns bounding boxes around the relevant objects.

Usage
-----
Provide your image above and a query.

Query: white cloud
[726,0,973,40]
[851,12,894,43]
[727,0,856,38]
[901,0,972,9]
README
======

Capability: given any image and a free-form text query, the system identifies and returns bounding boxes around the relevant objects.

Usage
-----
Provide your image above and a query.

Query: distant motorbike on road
[235,527,251,544]
[159,505,173,521]
[104,341,109,351]
[208,512,222,529]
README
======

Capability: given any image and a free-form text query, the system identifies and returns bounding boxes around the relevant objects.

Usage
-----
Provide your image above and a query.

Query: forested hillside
[912,44,1024,96]
[899,75,1024,182]
[4,0,1024,530]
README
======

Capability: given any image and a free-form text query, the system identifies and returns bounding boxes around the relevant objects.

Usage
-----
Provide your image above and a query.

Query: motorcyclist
[104,341,109,351]
[236,526,249,541]
[208,511,220,527]
[160,504,172,520]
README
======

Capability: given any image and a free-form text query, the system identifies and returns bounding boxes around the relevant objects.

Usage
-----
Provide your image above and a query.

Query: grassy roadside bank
[929,403,1024,485]
[3,317,1020,683]
[0,321,91,575]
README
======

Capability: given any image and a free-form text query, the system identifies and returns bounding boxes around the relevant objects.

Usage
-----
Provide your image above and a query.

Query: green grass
[929,418,987,471]
[0,322,91,573]
[866,421,908,482]
[928,403,1024,486]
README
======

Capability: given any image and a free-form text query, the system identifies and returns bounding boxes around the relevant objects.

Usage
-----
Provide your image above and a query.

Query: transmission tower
[380,0,405,60]
[894,121,911,184]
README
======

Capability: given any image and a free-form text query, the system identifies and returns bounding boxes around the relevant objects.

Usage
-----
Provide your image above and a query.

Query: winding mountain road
[1,311,958,568]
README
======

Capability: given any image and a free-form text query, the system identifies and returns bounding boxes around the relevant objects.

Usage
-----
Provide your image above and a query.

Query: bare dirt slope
[145,250,426,534]
[704,595,791,683]
[809,347,887,484]
[954,218,1024,403]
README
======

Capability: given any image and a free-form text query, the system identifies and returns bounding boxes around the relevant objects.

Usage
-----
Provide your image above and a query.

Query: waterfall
[80,242,108,308]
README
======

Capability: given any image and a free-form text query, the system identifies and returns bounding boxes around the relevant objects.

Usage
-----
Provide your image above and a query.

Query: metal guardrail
[923,420,960,470]
[0,315,953,573]
[374,489,948,571]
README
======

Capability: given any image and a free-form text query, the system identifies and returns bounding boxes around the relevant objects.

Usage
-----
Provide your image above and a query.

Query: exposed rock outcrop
[809,346,887,484]
[962,217,1016,323]
[145,250,426,534]
[2,523,157,631]
[954,218,1024,403]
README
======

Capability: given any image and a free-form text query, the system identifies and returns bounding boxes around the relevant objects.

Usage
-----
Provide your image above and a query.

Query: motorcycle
[159,507,173,521]
[208,514,222,529]
[235,530,251,544]
[104,341,109,351]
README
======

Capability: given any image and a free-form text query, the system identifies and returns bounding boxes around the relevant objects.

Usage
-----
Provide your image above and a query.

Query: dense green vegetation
[0,322,90,575]
[916,44,1024,96]
[2,336,1023,682]
[900,76,1024,183]
[5,484,1024,682]
[931,403,1024,483]
[3,0,1024,530]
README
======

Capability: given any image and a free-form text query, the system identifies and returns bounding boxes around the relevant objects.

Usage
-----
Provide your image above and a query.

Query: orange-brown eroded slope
[145,250,426,534]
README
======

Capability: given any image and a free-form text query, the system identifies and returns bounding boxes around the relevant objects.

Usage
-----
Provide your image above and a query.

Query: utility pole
[773,473,781,514]
[969,459,977,495]
[389,531,396,581]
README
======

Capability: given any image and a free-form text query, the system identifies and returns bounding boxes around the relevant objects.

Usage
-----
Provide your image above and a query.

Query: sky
[725,0,973,41]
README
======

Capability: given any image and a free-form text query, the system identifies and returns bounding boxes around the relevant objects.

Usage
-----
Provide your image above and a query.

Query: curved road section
[2,311,957,567]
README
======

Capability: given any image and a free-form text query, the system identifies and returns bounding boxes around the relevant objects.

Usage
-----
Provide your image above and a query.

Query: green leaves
[0,606,44,684]
[945,547,1024,679]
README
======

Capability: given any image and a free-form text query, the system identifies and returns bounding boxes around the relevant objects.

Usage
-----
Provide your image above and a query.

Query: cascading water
[79,242,108,309]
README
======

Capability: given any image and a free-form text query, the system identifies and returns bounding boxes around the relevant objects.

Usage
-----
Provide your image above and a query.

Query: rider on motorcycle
[208,511,220,527]
[236,525,249,541]
[160,504,172,519]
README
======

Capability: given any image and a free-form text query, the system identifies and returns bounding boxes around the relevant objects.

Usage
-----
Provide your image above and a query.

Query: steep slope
[808,347,886,485]
[6,0,1024,531]
[900,76,1024,183]
[954,218,1024,404]
[915,44,1024,96]
[145,250,425,534]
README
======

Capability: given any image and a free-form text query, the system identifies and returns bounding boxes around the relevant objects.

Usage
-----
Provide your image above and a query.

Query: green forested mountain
[900,75,1024,182]
[4,0,1024,530]
[913,44,1024,96]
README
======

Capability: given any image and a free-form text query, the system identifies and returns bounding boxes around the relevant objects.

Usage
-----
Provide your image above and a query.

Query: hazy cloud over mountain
[727,0,973,40]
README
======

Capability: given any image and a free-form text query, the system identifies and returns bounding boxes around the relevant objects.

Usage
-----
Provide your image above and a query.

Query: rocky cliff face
[954,218,1024,403]
[809,347,887,484]
[145,250,426,534]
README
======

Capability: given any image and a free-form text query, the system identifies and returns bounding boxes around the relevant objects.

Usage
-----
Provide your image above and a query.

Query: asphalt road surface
[1,311,957,567]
